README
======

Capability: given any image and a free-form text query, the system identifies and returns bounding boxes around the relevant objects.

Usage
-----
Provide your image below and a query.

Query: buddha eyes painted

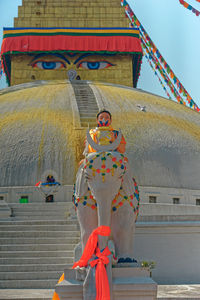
[31,61,66,70]
[77,61,114,70]
[29,53,115,70]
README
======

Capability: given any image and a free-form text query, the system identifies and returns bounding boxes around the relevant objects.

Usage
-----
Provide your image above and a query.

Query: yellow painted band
[3,29,139,35]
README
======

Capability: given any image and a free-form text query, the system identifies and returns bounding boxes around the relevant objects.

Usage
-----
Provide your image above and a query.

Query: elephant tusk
[86,129,122,152]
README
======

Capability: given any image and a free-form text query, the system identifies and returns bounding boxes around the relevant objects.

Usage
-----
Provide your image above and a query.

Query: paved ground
[157,285,200,299]
[0,289,54,300]
[0,286,200,300]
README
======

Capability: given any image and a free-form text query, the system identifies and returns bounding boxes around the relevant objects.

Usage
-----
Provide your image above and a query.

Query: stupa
[0,0,200,291]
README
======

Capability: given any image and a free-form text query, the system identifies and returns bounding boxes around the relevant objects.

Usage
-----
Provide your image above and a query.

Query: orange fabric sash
[90,246,111,300]
[73,225,111,300]
[52,225,111,300]
[73,225,111,269]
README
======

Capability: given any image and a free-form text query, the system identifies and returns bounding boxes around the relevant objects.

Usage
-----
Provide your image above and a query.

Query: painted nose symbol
[67,69,77,81]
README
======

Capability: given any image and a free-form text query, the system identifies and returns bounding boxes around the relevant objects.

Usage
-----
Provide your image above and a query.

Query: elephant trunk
[88,180,121,251]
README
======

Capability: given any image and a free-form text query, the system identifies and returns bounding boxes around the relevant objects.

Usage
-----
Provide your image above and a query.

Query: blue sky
[0,0,199,107]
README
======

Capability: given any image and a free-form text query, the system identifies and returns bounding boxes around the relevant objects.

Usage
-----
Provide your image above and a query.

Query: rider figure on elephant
[84,109,126,155]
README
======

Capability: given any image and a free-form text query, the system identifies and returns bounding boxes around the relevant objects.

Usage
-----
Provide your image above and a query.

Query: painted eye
[32,61,65,70]
[78,61,114,70]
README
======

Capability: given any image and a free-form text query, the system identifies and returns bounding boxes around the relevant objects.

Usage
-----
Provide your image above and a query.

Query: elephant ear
[121,165,136,196]
[75,165,88,198]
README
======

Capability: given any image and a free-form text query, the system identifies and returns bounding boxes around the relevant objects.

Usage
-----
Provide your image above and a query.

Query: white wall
[1,185,200,206]
[0,185,73,203]
[139,186,200,206]
[134,221,200,284]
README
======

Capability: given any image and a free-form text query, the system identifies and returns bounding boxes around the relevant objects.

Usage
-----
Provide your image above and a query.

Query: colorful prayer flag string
[121,0,200,112]
[0,60,2,79]
[142,44,172,100]
[179,0,200,16]
[141,39,184,104]
[131,12,186,104]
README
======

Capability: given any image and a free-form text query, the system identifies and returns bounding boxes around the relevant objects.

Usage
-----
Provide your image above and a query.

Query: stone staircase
[0,202,80,289]
[9,203,74,220]
[71,82,99,128]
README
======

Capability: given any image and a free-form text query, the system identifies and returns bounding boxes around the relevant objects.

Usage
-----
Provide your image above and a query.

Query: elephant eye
[77,61,114,70]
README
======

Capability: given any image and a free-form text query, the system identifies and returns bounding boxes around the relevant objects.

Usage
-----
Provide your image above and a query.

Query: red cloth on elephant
[90,246,111,300]
[52,226,111,300]
[72,225,111,268]
[73,225,111,300]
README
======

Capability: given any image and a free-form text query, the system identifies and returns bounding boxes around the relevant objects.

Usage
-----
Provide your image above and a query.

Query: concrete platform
[55,264,157,300]
[0,286,200,300]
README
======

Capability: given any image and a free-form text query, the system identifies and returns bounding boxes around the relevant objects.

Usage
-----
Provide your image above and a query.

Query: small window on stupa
[0,196,4,201]
[173,198,180,204]
[196,199,200,206]
[20,196,28,203]
[149,196,157,203]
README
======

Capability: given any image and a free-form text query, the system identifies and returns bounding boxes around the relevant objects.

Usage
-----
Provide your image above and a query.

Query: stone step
[75,99,97,104]
[81,122,97,128]
[76,96,96,100]
[11,208,71,214]
[79,112,97,116]
[76,101,98,104]
[11,209,70,214]
[0,250,74,258]
[0,257,73,265]
[0,263,72,272]
[11,206,72,210]
[11,203,73,210]
[0,220,78,225]
[11,213,72,218]
[0,244,76,252]
[80,112,97,117]
[78,108,98,112]
[77,106,98,110]
[10,202,73,206]
[0,231,80,238]
[0,279,58,289]
[9,216,69,220]
[0,271,63,281]
[11,211,71,217]
[80,117,96,122]
[10,213,68,218]
[0,289,54,300]
[0,224,79,231]
[0,237,80,244]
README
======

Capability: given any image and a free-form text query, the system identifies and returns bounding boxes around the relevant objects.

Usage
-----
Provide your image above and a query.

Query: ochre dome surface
[0,80,199,189]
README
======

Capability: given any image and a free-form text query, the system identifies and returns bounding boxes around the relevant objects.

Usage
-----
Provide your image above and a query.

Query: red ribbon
[73,225,111,300]
[90,247,111,300]
[72,225,111,268]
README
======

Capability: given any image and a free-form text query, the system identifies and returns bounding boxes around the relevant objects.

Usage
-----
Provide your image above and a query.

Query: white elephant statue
[73,129,140,262]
